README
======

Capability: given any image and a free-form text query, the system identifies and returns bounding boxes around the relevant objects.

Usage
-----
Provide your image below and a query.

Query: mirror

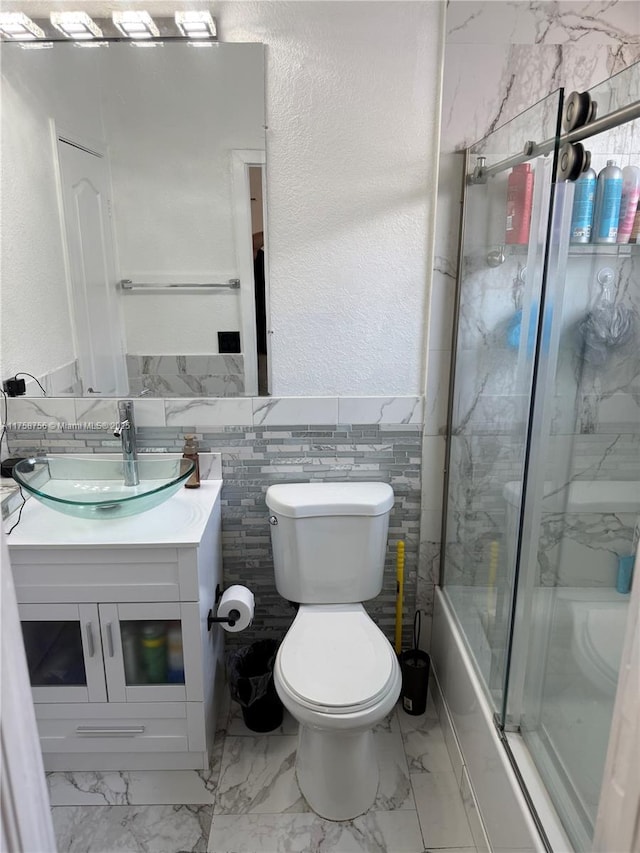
[1,40,266,398]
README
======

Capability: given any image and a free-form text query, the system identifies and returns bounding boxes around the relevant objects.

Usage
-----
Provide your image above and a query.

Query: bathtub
[503,479,639,588]
[432,480,638,852]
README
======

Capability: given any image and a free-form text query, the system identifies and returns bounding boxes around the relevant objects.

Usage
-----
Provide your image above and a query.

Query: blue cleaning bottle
[569,168,596,243]
[616,555,635,594]
[593,160,623,244]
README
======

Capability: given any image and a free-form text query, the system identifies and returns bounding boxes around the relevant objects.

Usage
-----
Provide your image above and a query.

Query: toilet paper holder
[207,584,240,630]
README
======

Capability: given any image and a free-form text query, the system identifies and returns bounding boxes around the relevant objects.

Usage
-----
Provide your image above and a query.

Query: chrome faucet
[113,400,139,486]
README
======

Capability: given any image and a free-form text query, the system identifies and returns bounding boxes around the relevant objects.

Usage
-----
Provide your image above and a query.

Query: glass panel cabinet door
[99,602,200,702]
[19,603,107,703]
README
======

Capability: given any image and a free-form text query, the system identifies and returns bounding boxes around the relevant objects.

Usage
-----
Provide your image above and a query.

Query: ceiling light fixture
[112,10,159,40]
[0,12,45,41]
[18,41,54,50]
[50,11,103,40]
[74,42,109,48]
[175,11,217,39]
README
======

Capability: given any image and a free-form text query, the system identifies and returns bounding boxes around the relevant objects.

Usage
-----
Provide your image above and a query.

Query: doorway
[249,165,268,395]
[232,150,268,397]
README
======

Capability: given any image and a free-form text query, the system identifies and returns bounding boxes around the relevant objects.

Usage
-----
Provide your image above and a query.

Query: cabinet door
[19,603,107,703]
[99,603,200,703]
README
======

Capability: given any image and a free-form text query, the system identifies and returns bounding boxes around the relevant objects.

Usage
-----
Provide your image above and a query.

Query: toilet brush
[399,610,431,715]
[394,540,405,654]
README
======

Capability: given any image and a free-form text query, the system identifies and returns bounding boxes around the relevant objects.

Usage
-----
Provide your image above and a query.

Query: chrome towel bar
[119,278,240,291]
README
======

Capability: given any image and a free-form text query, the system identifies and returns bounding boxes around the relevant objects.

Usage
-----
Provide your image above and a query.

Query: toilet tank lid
[266,482,394,518]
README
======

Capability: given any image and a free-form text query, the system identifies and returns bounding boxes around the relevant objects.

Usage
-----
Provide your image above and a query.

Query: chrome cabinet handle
[85,622,95,658]
[76,726,145,736]
[106,622,115,657]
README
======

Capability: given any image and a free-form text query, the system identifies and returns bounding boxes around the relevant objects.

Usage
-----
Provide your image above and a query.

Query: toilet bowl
[265,481,398,821]
[274,603,401,820]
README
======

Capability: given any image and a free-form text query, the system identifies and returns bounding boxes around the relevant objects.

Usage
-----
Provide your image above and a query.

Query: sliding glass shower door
[442,61,640,853]
[442,88,564,714]
[506,63,640,851]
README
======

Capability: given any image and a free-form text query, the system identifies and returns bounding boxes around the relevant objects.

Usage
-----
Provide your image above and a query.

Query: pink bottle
[617,165,640,243]
[505,163,534,245]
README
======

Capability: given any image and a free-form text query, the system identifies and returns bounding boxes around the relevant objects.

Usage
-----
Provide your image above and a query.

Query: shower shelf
[565,244,638,256]
[484,243,639,258]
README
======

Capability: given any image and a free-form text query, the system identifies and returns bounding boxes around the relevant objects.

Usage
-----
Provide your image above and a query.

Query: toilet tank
[265,482,394,604]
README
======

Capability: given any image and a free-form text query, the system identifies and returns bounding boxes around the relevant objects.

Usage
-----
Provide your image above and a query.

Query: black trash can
[227,639,284,732]
[399,612,430,715]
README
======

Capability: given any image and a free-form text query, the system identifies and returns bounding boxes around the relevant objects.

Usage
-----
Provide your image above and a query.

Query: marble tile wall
[126,355,245,398]
[441,2,640,155]
[425,1,640,615]
[22,360,82,397]
[5,395,423,649]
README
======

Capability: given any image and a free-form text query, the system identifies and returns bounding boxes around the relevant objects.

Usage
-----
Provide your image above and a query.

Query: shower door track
[471,98,640,181]
[496,724,556,853]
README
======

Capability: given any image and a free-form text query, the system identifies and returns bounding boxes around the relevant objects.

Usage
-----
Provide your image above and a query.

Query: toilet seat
[276,604,398,714]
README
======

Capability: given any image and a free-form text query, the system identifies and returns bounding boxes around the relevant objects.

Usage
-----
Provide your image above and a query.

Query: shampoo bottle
[505,163,534,245]
[569,167,596,243]
[182,434,201,488]
[593,160,623,244]
[617,165,640,243]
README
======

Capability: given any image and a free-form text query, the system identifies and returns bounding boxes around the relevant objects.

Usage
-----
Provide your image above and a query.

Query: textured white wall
[220,1,444,395]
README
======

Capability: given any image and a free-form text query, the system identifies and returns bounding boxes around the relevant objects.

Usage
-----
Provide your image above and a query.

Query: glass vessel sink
[12,456,195,520]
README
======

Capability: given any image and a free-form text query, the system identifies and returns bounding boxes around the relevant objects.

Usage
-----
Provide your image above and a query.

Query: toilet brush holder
[399,611,430,715]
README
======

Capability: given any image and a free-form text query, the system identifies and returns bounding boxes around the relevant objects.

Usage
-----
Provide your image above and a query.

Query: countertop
[5,479,222,549]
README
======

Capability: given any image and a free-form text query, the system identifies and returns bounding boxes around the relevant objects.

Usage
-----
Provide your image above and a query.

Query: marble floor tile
[400,715,456,774]
[215,727,414,817]
[47,688,477,853]
[411,770,475,850]
[207,810,425,853]
[47,768,219,806]
[207,813,317,852]
[214,734,309,814]
[310,809,425,852]
[52,804,212,853]
[373,730,415,811]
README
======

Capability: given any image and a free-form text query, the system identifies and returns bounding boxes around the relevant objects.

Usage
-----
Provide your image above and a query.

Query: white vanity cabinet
[8,481,225,771]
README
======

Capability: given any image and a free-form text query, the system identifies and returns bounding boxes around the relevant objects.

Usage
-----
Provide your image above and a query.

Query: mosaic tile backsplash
[6,412,422,649]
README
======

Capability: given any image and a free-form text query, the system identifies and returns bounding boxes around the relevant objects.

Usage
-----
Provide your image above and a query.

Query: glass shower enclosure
[441,62,640,852]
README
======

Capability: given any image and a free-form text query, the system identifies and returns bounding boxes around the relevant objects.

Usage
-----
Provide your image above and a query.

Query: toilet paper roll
[217,584,255,633]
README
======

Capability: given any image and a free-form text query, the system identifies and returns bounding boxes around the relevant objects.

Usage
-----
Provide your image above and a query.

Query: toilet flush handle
[269,516,278,526]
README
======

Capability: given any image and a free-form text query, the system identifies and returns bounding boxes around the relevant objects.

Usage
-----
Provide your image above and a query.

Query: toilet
[265,481,401,821]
